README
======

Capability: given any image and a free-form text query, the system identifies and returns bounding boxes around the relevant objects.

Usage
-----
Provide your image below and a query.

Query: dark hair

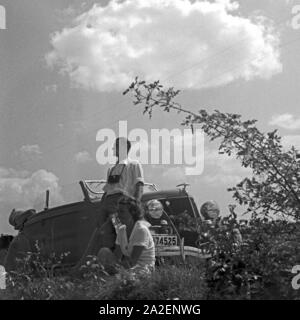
[118,197,144,222]
[115,137,131,153]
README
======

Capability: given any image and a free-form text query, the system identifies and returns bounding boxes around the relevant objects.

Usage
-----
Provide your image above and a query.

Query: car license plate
[153,235,177,247]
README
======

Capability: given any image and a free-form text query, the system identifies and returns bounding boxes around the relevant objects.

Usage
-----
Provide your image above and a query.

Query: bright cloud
[0,168,64,212]
[46,0,282,92]
[269,114,300,130]
[75,151,93,163]
[149,147,252,188]
[19,144,42,162]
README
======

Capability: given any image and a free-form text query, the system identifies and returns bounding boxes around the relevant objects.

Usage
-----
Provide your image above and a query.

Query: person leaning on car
[97,137,144,250]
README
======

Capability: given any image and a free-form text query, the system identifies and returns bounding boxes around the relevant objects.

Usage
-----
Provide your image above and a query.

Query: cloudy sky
[1,0,300,234]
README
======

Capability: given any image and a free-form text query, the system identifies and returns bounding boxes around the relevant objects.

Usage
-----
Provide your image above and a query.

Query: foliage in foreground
[202,215,300,299]
[1,213,299,300]
[171,209,300,299]
[0,257,207,300]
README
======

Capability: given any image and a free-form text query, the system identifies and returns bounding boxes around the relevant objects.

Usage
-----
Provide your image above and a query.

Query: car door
[51,202,98,264]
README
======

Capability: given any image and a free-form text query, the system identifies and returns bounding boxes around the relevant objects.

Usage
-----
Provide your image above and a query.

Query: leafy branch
[124,78,300,219]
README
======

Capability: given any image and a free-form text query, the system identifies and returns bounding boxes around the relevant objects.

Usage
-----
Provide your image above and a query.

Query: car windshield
[80,180,158,202]
[160,197,198,218]
[80,180,105,201]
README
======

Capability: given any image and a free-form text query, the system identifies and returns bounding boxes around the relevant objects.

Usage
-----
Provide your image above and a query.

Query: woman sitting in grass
[98,197,155,274]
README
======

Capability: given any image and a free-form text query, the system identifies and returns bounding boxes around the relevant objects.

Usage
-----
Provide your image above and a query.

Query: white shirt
[103,158,144,198]
[116,220,155,268]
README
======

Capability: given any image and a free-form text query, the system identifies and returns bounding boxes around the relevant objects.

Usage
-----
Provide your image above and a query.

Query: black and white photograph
[0,0,300,306]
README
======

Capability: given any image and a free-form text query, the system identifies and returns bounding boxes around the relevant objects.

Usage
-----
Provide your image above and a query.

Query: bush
[201,216,300,299]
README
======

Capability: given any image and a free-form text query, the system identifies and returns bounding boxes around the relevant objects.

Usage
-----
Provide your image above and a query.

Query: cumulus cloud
[147,146,251,189]
[46,0,282,92]
[0,168,64,212]
[19,144,43,162]
[269,114,300,130]
[75,151,93,163]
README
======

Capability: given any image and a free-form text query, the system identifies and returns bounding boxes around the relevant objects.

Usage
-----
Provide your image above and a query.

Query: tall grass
[0,256,207,300]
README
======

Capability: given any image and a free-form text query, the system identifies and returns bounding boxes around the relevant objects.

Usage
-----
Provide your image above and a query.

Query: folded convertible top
[9,209,36,230]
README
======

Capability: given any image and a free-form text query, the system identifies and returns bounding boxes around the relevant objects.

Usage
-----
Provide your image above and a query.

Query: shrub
[202,216,300,299]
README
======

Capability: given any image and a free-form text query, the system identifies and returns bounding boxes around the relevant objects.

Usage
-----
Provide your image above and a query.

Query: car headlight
[147,200,164,219]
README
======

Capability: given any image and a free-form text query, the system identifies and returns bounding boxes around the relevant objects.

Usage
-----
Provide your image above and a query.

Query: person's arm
[114,245,123,262]
[129,245,144,267]
[115,225,129,257]
[134,182,144,202]
[102,166,112,190]
[132,162,144,201]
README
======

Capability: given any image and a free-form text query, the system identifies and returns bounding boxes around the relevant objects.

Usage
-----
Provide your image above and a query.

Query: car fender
[4,232,31,271]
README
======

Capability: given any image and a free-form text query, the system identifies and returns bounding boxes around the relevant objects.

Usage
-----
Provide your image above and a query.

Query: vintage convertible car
[4,180,210,271]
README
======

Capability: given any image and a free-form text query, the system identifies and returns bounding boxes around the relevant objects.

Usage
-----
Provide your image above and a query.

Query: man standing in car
[98,137,144,250]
